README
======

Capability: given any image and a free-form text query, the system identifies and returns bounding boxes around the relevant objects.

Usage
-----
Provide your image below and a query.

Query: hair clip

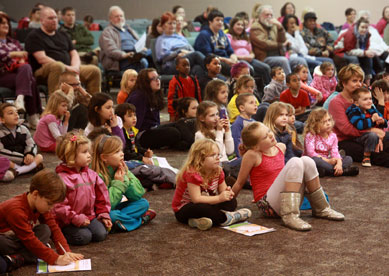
[70,135,77,142]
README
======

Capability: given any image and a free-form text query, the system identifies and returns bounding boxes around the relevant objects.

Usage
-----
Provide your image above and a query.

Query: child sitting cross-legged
[346,87,389,167]
[0,103,43,177]
[53,131,112,245]
[115,103,153,165]
[304,108,359,177]
[172,138,252,231]
[0,169,84,273]
[231,93,257,158]
[91,135,156,232]
[167,56,201,122]
[280,73,311,122]
[227,74,258,123]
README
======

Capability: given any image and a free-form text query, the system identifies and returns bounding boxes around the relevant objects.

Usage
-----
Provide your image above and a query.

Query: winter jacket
[250,21,286,61]
[262,79,287,103]
[311,66,337,101]
[334,27,371,57]
[0,123,37,165]
[53,164,111,228]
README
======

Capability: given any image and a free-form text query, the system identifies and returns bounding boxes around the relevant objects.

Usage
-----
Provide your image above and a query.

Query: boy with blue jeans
[346,87,389,167]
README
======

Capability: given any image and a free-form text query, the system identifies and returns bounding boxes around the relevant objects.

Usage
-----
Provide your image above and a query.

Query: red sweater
[328,93,364,141]
[0,193,70,264]
[167,75,201,118]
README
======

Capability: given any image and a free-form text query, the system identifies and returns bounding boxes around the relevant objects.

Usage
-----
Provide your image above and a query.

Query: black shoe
[317,167,326,178]
[342,166,359,176]
[4,254,24,272]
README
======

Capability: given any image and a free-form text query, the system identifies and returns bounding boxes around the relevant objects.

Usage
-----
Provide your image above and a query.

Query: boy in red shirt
[168,57,201,121]
[280,73,310,122]
[0,169,83,273]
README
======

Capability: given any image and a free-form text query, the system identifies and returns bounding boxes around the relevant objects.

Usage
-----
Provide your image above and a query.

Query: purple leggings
[0,64,42,115]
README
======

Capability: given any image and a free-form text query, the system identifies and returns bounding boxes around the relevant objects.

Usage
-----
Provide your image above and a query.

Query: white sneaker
[28,114,40,130]
[14,95,25,113]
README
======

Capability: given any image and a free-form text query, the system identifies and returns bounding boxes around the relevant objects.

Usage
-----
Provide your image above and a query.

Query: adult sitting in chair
[25,7,101,95]
[0,12,42,129]
[99,5,149,73]
[59,6,98,65]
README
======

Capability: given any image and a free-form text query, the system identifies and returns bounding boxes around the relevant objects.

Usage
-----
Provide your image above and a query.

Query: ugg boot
[307,187,345,221]
[280,192,312,231]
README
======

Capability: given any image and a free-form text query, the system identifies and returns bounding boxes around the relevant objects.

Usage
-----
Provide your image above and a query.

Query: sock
[15,161,37,175]
[1,170,15,182]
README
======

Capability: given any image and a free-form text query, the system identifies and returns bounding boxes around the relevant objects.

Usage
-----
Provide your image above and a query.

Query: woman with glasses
[0,12,42,129]
[126,68,181,149]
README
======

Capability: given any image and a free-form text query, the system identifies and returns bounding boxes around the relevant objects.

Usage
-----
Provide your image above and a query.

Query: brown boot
[307,187,345,221]
[280,192,312,231]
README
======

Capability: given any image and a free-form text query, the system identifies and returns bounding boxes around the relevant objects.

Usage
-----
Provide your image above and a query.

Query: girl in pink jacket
[52,131,112,245]
[311,62,338,104]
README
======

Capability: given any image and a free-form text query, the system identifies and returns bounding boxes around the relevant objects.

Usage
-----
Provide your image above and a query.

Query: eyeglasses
[206,153,222,159]
[150,76,161,81]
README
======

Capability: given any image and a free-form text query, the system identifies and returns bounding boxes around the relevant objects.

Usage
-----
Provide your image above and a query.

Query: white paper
[151,156,178,173]
[135,33,146,53]
[47,259,91,273]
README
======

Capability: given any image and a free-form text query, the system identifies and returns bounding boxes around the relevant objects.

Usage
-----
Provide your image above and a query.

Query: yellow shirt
[227,94,259,123]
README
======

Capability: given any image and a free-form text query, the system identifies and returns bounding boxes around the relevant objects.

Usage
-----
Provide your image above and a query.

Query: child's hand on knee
[101,218,112,229]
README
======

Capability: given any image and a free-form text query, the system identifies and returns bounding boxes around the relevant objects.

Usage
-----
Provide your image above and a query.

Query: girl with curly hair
[303,108,359,177]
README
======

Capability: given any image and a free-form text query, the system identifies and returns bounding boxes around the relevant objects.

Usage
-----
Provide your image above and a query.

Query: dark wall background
[0,0,386,26]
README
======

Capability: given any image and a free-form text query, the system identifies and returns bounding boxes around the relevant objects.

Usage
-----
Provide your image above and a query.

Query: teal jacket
[100,166,145,210]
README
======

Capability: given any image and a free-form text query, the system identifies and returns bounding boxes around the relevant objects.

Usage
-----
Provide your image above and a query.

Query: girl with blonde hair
[303,108,359,177]
[53,130,112,245]
[232,122,344,231]
[172,138,251,231]
[34,90,70,152]
[117,69,138,104]
[91,135,155,232]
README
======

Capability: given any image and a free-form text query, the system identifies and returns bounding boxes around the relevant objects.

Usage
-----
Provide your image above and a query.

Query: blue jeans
[62,218,108,246]
[110,198,149,232]
[264,56,312,82]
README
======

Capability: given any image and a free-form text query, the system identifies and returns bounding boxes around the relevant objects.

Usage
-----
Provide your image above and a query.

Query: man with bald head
[25,7,101,94]
[99,5,149,72]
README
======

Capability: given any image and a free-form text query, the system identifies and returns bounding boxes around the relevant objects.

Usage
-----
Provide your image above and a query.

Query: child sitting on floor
[0,169,84,273]
[167,56,201,122]
[311,62,337,104]
[53,131,112,245]
[0,103,43,178]
[304,108,359,177]
[262,67,287,103]
[117,69,138,104]
[232,122,344,231]
[172,138,251,231]
[34,91,70,152]
[198,54,227,97]
[285,103,303,157]
[294,64,322,106]
[280,73,310,122]
[91,135,156,232]
[231,93,257,157]
[115,103,153,164]
[227,74,258,123]
[346,87,388,167]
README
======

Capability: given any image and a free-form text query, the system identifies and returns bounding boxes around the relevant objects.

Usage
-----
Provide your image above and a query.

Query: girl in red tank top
[232,122,345,231]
